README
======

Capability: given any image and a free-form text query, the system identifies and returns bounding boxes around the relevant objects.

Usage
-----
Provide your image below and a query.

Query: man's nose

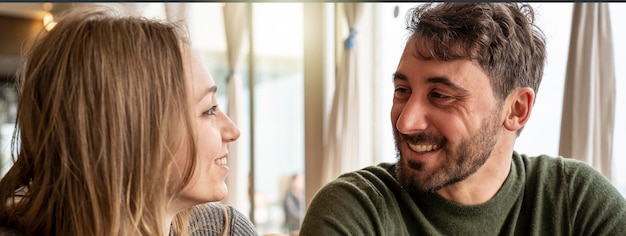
[396,97,429,135]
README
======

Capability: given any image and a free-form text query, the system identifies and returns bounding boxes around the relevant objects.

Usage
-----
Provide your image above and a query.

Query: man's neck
[436,148,513,205]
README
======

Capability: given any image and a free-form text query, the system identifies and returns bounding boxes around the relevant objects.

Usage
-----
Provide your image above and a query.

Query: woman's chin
[213,187,228,202]
[206,182,228,202]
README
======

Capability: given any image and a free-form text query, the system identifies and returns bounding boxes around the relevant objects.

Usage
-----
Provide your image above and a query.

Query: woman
[0,7,256,236]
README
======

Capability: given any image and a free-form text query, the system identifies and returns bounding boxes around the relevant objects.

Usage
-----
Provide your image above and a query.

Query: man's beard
[394,109,501,193]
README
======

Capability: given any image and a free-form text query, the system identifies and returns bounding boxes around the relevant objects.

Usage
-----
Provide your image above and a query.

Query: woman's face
[170,49,240,208]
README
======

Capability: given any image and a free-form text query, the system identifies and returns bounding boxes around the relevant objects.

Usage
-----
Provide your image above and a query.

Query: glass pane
[252,3,304,235]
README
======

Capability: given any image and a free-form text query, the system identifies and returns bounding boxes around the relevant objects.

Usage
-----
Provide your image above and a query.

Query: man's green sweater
[300,152,626,235]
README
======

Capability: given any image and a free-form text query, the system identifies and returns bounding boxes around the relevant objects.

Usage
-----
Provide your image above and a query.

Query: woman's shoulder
[192,202,237,222]
[190,203,259,236]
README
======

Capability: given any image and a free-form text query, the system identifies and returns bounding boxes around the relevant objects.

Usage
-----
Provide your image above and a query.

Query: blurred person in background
[282,173,304,235]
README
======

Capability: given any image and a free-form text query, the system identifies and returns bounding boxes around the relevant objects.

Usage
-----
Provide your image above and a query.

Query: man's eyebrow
[392,72,408,82]
[427,77,469,93]
[393,73,469,94]
[196,85,217,103]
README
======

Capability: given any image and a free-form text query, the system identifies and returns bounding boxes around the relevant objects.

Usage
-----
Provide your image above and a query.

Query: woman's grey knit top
[182,202,259,236]
[0,203,258,236]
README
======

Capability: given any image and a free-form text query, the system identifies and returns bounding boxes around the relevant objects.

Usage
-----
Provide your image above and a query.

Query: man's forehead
[403,35,477,62]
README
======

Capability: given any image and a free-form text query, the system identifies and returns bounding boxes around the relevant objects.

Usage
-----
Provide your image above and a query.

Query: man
[300,3,626,235]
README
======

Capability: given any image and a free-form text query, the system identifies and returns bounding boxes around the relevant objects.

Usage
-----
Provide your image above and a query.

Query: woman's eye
[203,105,218,116]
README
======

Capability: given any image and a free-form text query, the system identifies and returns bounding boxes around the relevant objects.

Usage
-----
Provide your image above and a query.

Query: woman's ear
[503,87,534,132]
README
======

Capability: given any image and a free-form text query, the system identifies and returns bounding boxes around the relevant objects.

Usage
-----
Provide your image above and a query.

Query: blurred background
[0,3,625,235]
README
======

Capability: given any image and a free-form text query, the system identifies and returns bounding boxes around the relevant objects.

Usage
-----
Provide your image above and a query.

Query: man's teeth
[408,144,439,153]
[216,157,227,165]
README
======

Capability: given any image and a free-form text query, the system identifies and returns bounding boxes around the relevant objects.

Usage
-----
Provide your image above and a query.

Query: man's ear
[502,87,534,132]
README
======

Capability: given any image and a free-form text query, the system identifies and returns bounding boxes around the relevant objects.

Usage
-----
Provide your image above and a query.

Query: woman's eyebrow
[196,85,217,103]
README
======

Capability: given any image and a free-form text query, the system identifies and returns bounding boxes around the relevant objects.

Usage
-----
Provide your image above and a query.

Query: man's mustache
[395,130,446,145]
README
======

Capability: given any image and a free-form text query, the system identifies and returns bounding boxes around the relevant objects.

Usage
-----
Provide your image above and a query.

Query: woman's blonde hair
[0,7,202,235]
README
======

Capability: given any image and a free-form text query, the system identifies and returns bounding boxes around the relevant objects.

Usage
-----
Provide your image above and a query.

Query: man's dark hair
[406,3,547,102]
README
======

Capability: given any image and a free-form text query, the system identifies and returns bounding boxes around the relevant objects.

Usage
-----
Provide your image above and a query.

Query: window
[251,4,304,234]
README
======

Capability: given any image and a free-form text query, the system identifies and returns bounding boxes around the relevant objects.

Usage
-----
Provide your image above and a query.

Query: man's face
[391,40,504,193]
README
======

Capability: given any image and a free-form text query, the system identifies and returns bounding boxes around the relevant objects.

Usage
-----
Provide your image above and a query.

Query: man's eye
[395,87,409,93]
[430,91,451,99]
[394,87,410,99]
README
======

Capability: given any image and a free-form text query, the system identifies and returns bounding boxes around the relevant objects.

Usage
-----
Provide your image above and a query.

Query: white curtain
[321,3,364,185]
[559,3,615,180]
[222,3,248,212]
